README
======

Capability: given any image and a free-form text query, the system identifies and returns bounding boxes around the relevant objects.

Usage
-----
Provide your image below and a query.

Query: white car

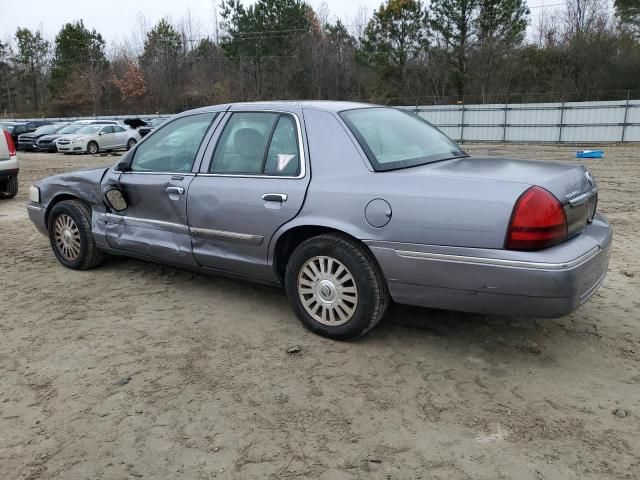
[0,126,18,198]
[56,124,141,154]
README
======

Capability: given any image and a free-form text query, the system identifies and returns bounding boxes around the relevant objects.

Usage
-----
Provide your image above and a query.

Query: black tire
[0,175,18,199]
[126,138,137,151]
[87,141,99,155]
[285,233,389,340]
[48,200,105,270]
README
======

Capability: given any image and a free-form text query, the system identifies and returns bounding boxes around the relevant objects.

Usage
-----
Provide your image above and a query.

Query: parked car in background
[0,122,30,147]
[137,118,166,138]
[27,102,612,340]
[18,123,68,151]
[25,120,52,131]
[36,120,120,152]
[56,124,141,154]
[0,126,18,198]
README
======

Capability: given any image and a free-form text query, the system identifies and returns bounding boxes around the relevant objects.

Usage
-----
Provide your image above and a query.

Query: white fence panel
[414,99,640,143]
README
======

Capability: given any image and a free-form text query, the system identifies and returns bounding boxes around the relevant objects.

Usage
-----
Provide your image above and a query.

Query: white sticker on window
[277,154,295,171]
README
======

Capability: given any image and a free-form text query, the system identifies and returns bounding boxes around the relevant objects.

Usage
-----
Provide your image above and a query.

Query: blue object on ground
[576,150,604,159]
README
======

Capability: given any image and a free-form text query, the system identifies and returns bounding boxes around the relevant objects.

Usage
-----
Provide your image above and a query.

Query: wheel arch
[270,222,376,281]
[45,194,91,228]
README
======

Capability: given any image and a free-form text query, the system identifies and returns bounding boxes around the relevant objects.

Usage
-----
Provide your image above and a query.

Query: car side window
[101,126,114,134]
[15,126,27,134]
[113,126,125,133]
[130,112,216,173]
[210,112,300,176]
[264,115,300,176]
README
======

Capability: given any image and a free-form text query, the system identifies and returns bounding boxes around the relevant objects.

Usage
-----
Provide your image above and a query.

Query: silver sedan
[27,101,612,340]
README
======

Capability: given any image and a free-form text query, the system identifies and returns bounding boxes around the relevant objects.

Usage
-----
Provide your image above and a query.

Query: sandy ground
[1,145,639,480]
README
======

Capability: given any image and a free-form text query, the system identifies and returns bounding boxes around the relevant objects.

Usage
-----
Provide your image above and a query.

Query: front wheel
[48,200,105,270]
[87,141,99,155]
[285,233,389,340]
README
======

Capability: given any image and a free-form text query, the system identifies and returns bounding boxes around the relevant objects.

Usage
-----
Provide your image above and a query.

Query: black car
[137,118,166,137]
[0,122,30,147]
[25,120,52,131]
[18,123,68,151]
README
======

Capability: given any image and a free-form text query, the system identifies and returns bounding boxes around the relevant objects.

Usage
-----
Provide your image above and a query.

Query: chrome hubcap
[53,214,81,261]
[297,256,358,326]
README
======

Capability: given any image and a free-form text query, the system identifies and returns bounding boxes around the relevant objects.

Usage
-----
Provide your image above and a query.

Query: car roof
[183,100,381,116]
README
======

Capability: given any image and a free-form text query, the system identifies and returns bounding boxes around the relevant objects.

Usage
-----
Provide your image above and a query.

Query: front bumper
[27,202,48,235]
[18,141,38,151]
[36,142,57,152]
[367,213,612,318]
[56,142,86,153]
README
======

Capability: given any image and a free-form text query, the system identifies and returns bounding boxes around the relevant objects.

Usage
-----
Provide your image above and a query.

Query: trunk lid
[413,156,599,242]
[425,156,596,203]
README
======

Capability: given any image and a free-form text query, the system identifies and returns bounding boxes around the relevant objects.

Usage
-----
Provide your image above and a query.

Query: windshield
[340,108,467,171]
[77,125,102,134]
[59,124,83,134]
[34,124,66,135]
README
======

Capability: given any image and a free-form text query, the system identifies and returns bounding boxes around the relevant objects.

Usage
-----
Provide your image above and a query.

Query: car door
[188,108,310,280]
[102,112,219,266]
[111,125,128,148]
[98,126,115,149]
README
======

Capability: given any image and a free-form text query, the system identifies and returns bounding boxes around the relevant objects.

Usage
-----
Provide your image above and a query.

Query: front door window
[130,113,217,173]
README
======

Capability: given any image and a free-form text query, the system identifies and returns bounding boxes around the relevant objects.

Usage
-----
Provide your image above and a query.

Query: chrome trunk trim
[568,187,598,206]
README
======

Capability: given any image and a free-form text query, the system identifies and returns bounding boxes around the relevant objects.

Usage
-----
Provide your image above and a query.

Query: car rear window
[340,107,467,171]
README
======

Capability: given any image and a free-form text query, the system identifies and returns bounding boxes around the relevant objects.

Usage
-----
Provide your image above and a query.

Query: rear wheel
[285,233,389,340]
[87,141,99,155]
[0,175,18,199]
[48,200,105,270]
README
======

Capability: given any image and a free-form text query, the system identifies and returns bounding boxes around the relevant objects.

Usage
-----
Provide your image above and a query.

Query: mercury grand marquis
[27,101,612,340]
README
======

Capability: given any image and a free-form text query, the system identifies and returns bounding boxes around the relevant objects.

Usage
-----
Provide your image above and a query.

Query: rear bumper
[0,168,19,180]
[367,213,612,318]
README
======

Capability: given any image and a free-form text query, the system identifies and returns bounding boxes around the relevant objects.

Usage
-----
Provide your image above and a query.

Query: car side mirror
[116,160,131,172]
[99,131,105,135]
[104,188,128,212]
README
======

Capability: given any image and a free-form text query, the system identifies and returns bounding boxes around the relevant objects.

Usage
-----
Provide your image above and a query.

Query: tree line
[0,0,639,117]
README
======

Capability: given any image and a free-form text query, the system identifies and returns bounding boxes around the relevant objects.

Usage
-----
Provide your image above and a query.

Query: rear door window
[210,112,301,176]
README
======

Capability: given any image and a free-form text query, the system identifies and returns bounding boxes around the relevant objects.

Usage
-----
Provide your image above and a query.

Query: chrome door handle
[166,186,185,195]
[262,193,288,202]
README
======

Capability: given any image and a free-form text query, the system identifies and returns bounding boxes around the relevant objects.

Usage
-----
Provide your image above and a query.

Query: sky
[2,0,570,47]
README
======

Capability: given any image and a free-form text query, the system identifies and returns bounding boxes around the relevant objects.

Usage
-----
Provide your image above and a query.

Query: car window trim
[260,114,282,174]
[114,112,219,175]
[201,110,306,180]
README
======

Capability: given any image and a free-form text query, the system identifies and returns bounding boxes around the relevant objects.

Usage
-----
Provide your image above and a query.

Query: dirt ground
[1,145,639,480]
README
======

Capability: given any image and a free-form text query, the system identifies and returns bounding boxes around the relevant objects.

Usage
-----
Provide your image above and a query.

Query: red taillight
[3,129,16,157]
[505,186,567,250]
